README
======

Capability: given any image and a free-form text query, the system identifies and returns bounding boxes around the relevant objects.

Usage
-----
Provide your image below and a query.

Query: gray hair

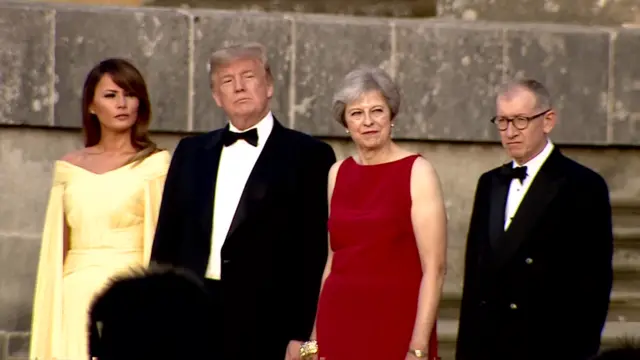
[332,65,401,127]
[208,42,272,85]
[497,78,553,111]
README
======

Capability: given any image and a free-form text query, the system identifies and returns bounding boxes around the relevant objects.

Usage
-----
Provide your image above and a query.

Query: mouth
[235,98,251,104]
[362,130,378,135]
[115,114,130,120]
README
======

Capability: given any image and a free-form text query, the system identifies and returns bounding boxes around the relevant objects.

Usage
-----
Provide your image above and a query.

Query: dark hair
[88,264,214,359]
[81,58,158,165]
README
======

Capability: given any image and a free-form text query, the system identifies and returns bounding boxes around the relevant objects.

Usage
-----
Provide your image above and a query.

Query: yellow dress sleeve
[29,163,68,360]
[141,151,171,265]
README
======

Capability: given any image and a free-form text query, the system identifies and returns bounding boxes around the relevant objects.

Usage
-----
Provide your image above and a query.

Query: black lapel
[488,167,509,248]
[197,129,224,241]
[489,148,566,272]
[223,119,288,245]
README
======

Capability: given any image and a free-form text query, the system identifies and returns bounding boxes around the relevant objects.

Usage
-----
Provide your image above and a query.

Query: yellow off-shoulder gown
[29,150,171,360]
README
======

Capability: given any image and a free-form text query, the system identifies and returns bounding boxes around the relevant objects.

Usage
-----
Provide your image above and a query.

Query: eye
[349,111,362,116]
[104,93,115,98]
[372,108,383,113]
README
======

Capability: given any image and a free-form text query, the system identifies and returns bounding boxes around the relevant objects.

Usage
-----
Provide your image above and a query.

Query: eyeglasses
[490,109,551,131]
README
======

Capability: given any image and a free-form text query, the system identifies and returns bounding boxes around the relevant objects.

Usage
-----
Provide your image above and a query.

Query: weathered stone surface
[0,332,7,360]
[504,25,610,145]
[3,2,640,146]
[294,15,392,136]
[0,6,53,126]
[54,7,191,131]
[0,235,39,332]
[610,29,640,144]
[192,10,292,132]
[437,0,640,26]
[395,21,503,141]
[150,0,437,18]
[7,333,28,359]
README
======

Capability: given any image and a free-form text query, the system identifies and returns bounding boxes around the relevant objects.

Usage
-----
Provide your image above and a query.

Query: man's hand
[285,340,303,360]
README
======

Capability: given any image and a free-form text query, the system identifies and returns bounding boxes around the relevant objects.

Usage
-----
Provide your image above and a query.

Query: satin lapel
[489,149,566,272]
[488,170,509,249]
[197,130,224,240]
[224,120,287,244]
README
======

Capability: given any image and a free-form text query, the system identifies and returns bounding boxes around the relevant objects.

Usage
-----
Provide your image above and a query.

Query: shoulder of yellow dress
[135,150,171,178]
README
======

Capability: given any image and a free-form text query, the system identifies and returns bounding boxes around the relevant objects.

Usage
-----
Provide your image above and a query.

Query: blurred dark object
[88,263,214,360]
[148,0,436,18]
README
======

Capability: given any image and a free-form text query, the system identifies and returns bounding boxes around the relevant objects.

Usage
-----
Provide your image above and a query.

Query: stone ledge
[0,331,29,360]
[1,2,640,145]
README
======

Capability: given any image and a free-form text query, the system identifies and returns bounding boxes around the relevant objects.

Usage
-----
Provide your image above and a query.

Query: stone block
[0,5,54,126]
[0,332,7,360]
[7,333,28,359]
[436,0,640,26]
[0,128,79,235]
[503,24,610,145]
[293,15,392,136]
[610,29,640,145]
[0,235,39,332]
[395,21,503,141]
[54,7,191,131]
[192,10,292,132]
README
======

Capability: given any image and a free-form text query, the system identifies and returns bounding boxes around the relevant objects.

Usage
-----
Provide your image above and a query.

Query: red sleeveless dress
[316,155,438,360]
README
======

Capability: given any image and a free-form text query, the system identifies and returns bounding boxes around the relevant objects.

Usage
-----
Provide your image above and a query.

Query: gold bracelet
[299,340,318,358]
[408,349,428,358]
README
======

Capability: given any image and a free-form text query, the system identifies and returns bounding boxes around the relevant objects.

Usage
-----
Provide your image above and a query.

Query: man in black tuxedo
[151,42,336,360]
[455,79,613,360]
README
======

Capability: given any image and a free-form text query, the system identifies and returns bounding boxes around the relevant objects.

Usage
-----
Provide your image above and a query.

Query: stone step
[614,227,640,249]
[433,320,640,360]
[611,196,640,228]
[613,262,640,292]
[439,290,640,322]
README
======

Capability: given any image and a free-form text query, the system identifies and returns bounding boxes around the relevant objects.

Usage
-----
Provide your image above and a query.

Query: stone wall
[437,0,640,26]
[3,1,640,145]
[2,2,640,357]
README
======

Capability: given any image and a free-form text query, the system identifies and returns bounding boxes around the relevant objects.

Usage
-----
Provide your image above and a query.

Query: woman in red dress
[303,66,447,360]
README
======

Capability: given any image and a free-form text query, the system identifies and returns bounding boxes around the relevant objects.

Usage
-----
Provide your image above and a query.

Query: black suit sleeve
[456,173,489,360]
[150,139,188,266]
[552,174,613,357]
[288,141,336,341]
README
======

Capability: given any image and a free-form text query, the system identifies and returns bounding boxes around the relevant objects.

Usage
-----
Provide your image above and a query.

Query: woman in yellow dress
[29,58,171,360]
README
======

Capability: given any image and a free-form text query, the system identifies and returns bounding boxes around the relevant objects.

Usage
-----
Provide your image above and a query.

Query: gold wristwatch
[300,340,318,358]
[408,349,428,358]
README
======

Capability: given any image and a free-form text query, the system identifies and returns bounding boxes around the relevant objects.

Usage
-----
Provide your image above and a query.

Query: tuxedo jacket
[455,148,613,360]
[150,119,336,359]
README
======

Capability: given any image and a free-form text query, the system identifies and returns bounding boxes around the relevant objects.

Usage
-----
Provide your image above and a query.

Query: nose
[504,121,518,138]
[363,112,374,126]
[116,94,127,108]
[233,76,246,93]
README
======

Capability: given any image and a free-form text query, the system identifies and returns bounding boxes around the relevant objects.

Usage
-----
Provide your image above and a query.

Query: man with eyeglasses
[455,79,613,360]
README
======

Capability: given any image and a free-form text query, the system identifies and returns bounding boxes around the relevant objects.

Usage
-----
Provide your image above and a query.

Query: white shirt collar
[512,139,554,178]
[228,111,274,147]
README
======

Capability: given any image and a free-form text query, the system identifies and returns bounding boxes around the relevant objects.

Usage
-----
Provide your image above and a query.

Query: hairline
[496,80,552,113]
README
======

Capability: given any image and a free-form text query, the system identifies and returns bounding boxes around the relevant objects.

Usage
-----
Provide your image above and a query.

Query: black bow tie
[222,127,258,147]
[500,165,528,183]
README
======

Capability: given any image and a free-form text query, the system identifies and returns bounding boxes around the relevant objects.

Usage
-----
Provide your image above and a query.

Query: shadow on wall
[25,0,438,17]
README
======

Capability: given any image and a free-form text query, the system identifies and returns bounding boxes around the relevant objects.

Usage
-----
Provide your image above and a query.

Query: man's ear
[212,90,222,108]
[542,110,556,134]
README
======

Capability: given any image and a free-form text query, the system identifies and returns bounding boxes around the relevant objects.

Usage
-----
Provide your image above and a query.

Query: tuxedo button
[223,260,230,264]
[525,258,533,264]
[510,303,518,310]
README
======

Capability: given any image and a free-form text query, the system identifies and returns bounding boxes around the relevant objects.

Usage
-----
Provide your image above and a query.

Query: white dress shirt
[504,140,554,230]
[205,112,274,279]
